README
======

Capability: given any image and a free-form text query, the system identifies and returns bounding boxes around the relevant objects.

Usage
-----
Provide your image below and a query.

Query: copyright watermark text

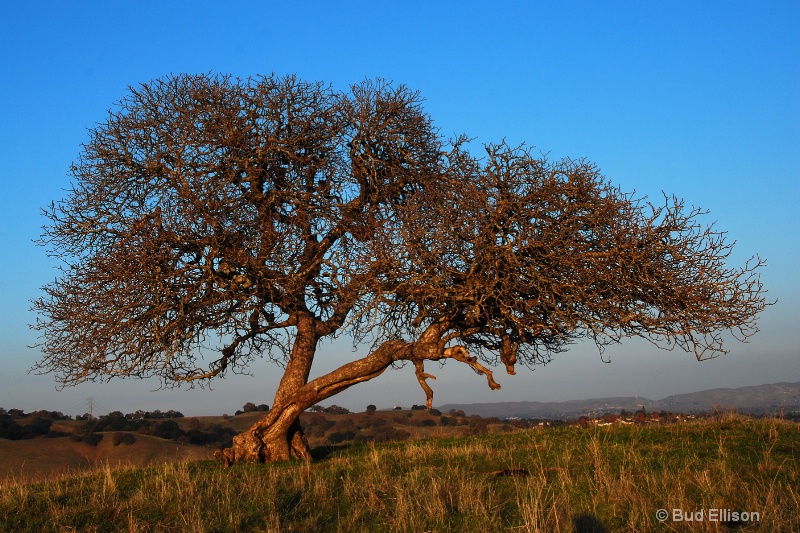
[656,508,760,523]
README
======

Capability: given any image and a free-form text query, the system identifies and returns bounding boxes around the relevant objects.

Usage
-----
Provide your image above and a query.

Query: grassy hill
[0,434,212,484]
[1,415,797,532]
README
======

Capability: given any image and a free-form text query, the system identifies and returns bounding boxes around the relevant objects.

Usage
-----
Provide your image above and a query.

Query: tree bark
[217,313,319,465]
[274,313,318,405]
[216,402,311,465]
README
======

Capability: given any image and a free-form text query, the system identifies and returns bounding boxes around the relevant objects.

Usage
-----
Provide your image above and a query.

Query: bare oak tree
[33,74,769,465]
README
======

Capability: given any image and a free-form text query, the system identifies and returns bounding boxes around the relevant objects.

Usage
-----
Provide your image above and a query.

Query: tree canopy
[33,73,769,463]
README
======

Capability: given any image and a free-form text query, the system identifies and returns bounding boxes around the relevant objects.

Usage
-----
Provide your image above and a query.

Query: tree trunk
[216,402,311,465]
[217,312,319,466]
[216,337,421,466]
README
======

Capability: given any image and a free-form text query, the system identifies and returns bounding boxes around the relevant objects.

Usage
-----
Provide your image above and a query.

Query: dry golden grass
[0,434,212,485]
[1,416,798,532]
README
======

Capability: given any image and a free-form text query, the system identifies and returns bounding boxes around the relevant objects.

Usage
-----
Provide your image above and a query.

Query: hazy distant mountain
[437,382,800,419]
[654,382,800,414]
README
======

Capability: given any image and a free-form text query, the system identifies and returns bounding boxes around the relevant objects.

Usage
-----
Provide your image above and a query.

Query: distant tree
[322,405,351,415]
[243,402,258,413]
[185,428,206,445]
[96,411,129,431]
[30,410,68,420]
[366,405,377,414]
[151,420,183,440]
[71,432,103,446]
[0,416,54,440]
[33,73,770,466]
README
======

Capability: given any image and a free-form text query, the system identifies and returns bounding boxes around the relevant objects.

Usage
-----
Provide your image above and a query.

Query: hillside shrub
[467,419,488,435]
[303,416,335,438]
[111,432,136,446]
[356,426,410,443]
[359,417,386,429]
[151,420,184,440]
[70,432,103,446]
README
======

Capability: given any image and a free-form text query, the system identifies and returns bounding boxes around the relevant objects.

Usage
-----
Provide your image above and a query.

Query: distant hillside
[438,397,657,420]
[655,382,800,414]
[0,434,212,484]
[438,381,800,419]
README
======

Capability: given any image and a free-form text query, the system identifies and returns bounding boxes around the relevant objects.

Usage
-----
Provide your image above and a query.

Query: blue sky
[1,1,798,417]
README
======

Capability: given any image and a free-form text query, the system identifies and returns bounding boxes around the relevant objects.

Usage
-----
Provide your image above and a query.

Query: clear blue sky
[1,1,797,417]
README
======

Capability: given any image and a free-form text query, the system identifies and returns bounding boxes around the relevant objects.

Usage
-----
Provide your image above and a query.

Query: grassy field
[1,415,797,532]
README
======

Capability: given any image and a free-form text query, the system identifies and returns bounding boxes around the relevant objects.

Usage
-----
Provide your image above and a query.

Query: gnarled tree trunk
[216,339,414,466]
[216,402,311,465]
[215,331,503,467]
[217,313,320,465]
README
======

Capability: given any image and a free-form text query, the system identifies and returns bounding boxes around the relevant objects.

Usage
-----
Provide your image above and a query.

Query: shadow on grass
[310,443,355,461]
[572,513,608,533]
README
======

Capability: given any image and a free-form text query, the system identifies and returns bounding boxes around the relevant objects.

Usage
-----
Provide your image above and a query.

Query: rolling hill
[0,433,212,484]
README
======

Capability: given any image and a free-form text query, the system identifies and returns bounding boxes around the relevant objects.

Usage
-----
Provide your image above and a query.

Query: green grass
[1,416,798,532]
